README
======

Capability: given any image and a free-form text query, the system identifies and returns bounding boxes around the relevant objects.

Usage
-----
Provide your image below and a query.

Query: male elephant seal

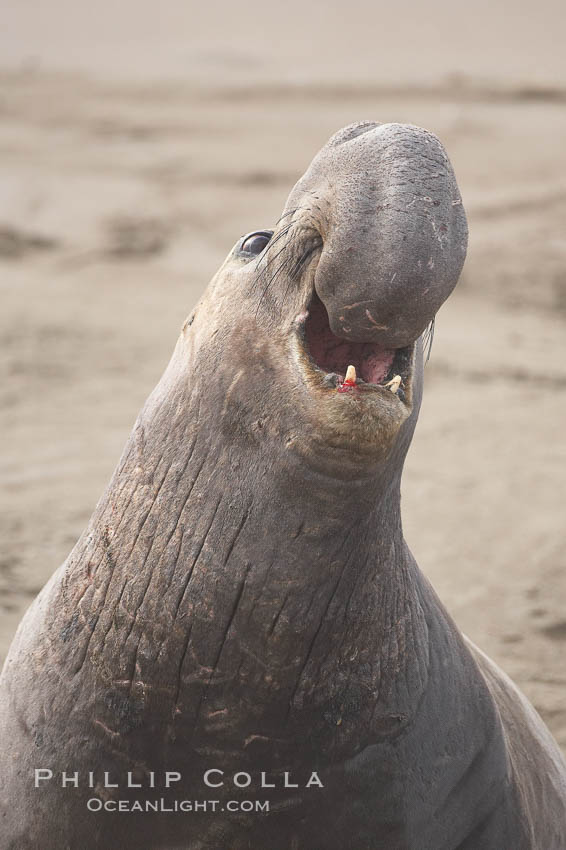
[1,122,565,849]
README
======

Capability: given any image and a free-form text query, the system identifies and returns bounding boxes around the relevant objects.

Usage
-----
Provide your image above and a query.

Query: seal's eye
[240,230,273,256]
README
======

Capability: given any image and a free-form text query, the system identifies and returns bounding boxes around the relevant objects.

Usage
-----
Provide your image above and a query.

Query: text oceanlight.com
[86,798,270,813]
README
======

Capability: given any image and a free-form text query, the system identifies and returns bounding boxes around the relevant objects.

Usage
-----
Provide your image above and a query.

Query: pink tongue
[360,348,395,383]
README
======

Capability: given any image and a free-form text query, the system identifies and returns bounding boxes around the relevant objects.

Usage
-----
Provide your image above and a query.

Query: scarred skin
[1,122,565,849]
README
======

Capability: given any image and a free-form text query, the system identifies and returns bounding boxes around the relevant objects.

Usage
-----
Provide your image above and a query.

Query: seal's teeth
[345,365,356,384]
[385,375,402,394]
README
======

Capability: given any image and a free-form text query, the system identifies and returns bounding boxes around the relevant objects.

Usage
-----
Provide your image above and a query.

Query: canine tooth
[344,365,356,384]
[385,375,402,394]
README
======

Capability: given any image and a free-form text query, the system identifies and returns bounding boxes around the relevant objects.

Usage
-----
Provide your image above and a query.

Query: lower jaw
[288,336,415,468]
[319,361,410,405]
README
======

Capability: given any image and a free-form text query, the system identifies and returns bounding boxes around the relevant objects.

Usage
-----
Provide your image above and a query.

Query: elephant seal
[1,122,565,849]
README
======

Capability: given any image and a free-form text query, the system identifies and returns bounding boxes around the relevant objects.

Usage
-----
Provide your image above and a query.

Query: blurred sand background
[1,0,566,750]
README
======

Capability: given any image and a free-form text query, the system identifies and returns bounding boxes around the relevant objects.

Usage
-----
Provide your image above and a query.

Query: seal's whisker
[261,204,314,263]
[289,241,321,281]
[274,208,299,227]
[258,223,294,271]
[278,245,318,308]
[266,222,293,249]
[255,237,298,317]
[259,212,322,315]
[422,318,435,364]
[274,204,313,228]
[261,231,294,273]
[255,258,292,316]
[260,205,315,278]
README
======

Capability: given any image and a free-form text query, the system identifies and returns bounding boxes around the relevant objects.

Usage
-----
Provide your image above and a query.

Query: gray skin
[1,122,565,850]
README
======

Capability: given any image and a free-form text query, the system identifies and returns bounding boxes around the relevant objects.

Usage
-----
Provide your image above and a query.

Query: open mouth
[298,292,413,402]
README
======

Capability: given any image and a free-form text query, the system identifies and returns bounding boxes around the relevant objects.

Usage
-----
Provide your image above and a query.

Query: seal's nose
[288,122,468,349]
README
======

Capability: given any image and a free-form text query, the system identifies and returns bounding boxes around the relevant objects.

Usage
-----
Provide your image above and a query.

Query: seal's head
[180,122,467,477]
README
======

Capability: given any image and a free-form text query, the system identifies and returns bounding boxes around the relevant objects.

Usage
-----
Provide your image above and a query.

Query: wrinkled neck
[61,361,428,762]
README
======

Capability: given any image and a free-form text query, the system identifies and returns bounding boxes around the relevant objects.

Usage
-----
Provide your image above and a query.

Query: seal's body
[1,123,565,849]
